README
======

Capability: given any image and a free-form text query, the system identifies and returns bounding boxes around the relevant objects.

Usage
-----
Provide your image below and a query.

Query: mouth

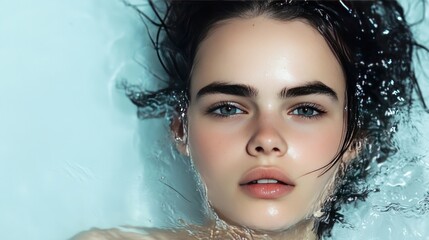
[239,168,295,199]
[244,179,288,185]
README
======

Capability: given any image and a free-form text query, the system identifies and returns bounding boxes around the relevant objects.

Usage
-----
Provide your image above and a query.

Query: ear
[170,115,189,156]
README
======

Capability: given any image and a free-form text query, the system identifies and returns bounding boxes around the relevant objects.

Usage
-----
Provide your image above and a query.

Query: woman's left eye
[290,105,325,119]
[208,103,246,117]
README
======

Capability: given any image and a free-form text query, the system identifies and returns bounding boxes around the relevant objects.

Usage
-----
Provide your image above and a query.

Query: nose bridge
[246,112,287,157]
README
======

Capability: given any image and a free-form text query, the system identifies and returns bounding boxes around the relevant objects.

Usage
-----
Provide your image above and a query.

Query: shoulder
[70,228,107,240]
[70,228,149,240]
[70,227,194,240]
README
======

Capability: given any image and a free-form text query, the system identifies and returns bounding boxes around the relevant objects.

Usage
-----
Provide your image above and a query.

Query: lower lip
[240,183,294,199]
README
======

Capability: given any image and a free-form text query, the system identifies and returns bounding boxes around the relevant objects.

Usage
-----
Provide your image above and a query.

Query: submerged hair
[123,0,428,238]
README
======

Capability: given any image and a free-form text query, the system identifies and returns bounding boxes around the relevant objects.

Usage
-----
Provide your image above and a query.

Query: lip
[239,167,295,199]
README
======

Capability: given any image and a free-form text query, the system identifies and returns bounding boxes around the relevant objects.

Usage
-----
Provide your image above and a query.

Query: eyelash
[206,102,327,119]
[206,101,247,118]
[289,103,327,119]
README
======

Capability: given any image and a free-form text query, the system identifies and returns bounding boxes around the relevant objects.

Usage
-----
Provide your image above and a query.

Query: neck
[202,218,317,240]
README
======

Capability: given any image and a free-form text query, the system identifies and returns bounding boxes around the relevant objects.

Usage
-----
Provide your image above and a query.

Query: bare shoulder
[70,227,195,240]
[70,224,265,240]
[70,228,145,240]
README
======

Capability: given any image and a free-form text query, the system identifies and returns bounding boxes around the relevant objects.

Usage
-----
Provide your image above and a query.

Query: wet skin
[186,16,348,238]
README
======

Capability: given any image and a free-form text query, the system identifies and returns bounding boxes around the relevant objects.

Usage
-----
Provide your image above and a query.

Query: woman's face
[186,17,346,232]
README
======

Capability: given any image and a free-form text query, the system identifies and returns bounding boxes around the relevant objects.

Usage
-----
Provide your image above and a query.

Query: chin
[224,214,300,233]
[245,220,293,233]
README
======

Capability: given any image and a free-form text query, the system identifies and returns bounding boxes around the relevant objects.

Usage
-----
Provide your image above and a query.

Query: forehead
[190,16,345,98]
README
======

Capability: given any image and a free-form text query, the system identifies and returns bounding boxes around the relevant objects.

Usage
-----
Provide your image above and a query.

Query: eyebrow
[196,81,258,99]
[195,80,338,101]
[280,81,338,101]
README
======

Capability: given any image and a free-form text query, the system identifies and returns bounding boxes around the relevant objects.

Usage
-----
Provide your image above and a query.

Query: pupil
[301,107,313,115]
[222,106,234,114]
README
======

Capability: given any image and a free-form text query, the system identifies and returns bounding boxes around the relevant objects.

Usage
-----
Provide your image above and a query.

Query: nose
[246,120,287,157]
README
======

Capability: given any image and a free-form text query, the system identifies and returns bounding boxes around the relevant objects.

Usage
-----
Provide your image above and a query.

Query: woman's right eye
[207,103,246,117]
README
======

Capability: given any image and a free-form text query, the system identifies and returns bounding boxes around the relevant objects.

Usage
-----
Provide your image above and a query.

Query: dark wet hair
[124,0,428,238]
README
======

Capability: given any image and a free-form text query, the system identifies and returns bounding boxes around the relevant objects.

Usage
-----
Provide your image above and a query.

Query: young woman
[73,0,428,239]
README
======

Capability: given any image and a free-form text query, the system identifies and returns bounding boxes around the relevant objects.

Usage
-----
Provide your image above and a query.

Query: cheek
[288,121,344,174]
[187,118,240,180]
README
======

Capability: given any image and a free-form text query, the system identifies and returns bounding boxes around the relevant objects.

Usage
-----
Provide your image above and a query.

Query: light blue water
[328,1,429,238]
[0,1,427,239]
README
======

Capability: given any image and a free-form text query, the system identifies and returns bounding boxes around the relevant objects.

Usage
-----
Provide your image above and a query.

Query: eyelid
[205,101,248,117]
[288,102,327,119]
[290,102,326,111]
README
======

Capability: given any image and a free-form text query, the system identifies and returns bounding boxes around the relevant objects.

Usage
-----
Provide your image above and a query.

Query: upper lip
[239,167,295,186]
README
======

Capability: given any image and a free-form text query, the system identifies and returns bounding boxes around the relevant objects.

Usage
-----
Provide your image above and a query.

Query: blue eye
[290,104,325,119]
[208,103,246,117]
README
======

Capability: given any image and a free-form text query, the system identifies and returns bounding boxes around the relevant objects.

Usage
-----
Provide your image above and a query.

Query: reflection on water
[328,107,429,239]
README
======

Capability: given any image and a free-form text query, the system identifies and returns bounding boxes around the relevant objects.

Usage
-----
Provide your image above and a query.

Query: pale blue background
[0,1,202,239]
[0,1,427,240]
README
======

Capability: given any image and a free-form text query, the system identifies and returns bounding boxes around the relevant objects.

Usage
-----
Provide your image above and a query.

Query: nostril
[255,146,282,153]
